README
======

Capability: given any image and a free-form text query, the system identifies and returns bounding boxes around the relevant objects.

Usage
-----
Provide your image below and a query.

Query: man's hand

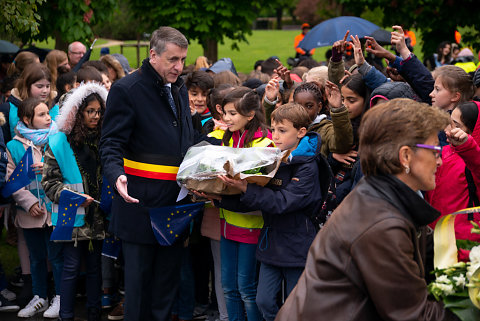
[116,175,140,203]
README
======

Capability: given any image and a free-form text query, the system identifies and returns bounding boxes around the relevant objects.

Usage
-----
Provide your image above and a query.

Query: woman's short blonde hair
[359,98,450,176]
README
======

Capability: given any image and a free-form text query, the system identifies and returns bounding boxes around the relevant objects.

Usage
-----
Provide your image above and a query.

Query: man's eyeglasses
[415,144,442,159]
[70,51,85,56]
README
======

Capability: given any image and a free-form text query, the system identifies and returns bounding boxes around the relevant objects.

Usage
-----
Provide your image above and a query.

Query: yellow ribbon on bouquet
[433,206,480,309]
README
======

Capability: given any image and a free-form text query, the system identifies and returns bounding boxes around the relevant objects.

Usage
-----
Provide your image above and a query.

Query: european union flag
[102,235,122,259]
[50,189,86,241]
[2,147,35,197]
[99,177,114,218]
[150,202,205,246]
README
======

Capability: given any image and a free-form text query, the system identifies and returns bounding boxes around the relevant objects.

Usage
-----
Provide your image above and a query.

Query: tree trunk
[203,39,218,63]
[276,8,283,30]
[54,30,68,51]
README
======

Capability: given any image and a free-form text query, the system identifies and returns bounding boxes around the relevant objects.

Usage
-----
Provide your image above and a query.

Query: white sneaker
[17,295,48,318]
[0,288,16,301]
[43,295,60,318]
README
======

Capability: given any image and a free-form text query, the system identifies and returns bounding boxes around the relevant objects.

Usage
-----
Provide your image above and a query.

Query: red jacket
[426,101,480,254]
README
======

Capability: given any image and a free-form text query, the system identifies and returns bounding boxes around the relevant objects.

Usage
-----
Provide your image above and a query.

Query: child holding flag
[6,97,62,318]
[41,82,108,321]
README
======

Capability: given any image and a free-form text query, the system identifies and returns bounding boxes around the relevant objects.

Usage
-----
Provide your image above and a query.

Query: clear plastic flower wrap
[177,142,287,194]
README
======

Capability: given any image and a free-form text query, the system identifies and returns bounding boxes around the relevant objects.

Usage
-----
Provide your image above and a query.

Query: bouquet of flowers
[428,221,480,321]
[176,143,287,194]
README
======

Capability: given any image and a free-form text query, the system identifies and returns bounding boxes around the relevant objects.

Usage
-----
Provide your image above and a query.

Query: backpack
[310,153,337,231]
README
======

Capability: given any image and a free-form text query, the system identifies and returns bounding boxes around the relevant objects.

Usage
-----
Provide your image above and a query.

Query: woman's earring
[405,166,410,174]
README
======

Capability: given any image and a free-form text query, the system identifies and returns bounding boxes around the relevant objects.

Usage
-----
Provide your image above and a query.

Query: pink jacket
[6,135,51,229]
[426,102,480,251]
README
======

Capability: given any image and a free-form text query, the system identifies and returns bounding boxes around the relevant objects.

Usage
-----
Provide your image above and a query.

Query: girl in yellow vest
[217,87,274,321]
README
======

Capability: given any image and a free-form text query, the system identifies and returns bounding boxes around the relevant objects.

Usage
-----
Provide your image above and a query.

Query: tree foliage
[338,0,480,58]
[128,0,263,61]
[26,0,117,49]
[0,0,45,39]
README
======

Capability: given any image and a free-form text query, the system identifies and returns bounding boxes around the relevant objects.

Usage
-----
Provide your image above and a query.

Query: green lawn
[33,29,426,75]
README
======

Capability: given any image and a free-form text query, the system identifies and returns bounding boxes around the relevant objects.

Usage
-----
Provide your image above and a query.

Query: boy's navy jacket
[219,132,323,267]
[100,58,218,244]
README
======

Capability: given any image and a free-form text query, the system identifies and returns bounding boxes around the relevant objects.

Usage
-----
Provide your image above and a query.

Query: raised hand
[364,36,396,62]
[332,30,350,55]
[391,25,411,59]
[350,35,365,66]
[265,77,280,102]
[325,80,342,109]
[446,127,469,146]
[274,59,293,89]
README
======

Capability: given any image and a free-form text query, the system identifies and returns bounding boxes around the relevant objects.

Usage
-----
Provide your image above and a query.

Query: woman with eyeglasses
[426,101,480,261]
[41,82,108,321]
[276,98,459,321]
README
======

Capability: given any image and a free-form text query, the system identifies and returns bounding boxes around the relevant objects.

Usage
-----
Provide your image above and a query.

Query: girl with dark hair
[426,101,480,261]
[292,81,353,158]
[217,86,274,321]
[328,73,371,203]
[7,97,61,318]
[41,82,108,321]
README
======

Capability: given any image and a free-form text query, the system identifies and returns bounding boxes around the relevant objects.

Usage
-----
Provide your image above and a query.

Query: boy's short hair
[83,60,109,75]
[271,102,310,130]
[77,66,103,84]
[185,70,214,92]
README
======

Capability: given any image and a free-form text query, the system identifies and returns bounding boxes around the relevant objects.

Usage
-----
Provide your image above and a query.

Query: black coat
[0,95,22,143]
[100,58,215,244]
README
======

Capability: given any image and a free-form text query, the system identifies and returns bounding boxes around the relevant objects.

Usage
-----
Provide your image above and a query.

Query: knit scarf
[16,121,58,146]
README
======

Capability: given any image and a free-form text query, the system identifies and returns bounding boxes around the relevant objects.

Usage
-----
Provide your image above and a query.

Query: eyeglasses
[85,109,102,117]
[415,144,442,159]
[70,51,85,56]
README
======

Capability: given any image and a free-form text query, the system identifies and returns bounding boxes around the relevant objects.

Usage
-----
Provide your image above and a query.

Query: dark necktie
[165,85,177,118]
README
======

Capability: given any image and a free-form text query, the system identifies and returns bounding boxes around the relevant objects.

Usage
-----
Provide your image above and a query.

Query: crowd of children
[0,22,479,321]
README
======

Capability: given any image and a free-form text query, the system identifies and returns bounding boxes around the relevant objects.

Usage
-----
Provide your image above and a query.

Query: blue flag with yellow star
[150,202,205,246]
[2,147,35,198]
[100,177,114,218]
[102,235,122,259]
[50,189,86,241]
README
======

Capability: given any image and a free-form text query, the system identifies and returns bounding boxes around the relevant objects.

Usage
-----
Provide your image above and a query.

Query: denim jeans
[59,240,102,319]
[23,227,64,299]
[255,262,304,321]
[220,236,261,321]
[171,246,195,320]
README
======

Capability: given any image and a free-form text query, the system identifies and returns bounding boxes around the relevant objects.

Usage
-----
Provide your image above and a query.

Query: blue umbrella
[299,16,381,51]
[0,40,19,54]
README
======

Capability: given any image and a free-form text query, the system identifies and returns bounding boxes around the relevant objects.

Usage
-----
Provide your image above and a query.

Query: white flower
[453,274,466,288]
[436,275,451,284]
[470,246,480,264]
[467,262,480,280]
[437,283,455,296]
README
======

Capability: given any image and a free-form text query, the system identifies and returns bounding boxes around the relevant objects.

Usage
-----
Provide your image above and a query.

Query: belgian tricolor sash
[123,153,182,181]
